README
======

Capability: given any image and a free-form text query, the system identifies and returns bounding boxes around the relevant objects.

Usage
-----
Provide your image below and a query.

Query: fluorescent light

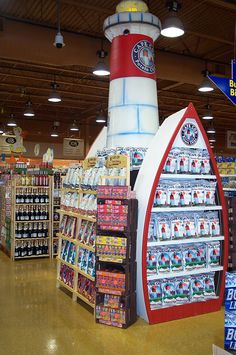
[7,114,17,126]
[198,70,214,92]
[51,132,59,137]
[48,82,61,103]
[70,121,79,131]
[202,105,213,120]
[24,100,35,117]
[93,49,110,76]
[96,108,106,123]
[93,61,110,76]
[207,124,216,134]
[161,15,184,38]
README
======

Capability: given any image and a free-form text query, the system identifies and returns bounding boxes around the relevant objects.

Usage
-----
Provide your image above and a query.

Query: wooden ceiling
[0,0,235,153]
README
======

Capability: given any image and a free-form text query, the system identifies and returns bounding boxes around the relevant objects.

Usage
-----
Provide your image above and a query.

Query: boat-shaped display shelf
[134,103,228,324]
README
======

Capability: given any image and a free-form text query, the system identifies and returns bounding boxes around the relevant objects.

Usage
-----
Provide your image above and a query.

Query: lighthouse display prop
[103,1,161,148]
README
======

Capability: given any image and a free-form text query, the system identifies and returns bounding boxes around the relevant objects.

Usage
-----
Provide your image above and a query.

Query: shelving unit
[11,175,53,260]
[52,171,62,256]
[56,159,97,310]
[134,103,228,324]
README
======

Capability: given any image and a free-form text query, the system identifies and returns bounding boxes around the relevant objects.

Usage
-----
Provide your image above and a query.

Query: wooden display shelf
[15,219,50,223]
[152,205,222,213]
[15,254,50,259]
[147,265,223,281]
[161,174,217,180]
[62,187,80,192]
[16,186,50,188]
[78,268,95,282]
[57,278,74,293]
[56,233,77,243]
[77,241,95,252]
[56,256,77,271]
[74,291,95,308]
[57,209,96,222]
[15,237,49,241]
[80,189,97,195]
[147,235,224,247]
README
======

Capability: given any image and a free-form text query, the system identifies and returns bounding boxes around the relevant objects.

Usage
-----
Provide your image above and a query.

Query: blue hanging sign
[208,59,236,106]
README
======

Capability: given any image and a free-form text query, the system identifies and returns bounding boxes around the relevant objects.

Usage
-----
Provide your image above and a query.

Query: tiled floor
[0,250,225,355]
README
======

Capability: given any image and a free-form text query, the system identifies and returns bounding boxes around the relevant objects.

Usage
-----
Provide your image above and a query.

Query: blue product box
[225,311,236,350]
[225,272,236,312]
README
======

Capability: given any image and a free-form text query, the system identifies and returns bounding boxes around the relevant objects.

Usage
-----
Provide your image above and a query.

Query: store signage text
[208,59,236,106]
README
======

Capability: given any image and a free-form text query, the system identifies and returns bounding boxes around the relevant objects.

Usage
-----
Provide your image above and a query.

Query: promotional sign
[225,272,236,351]
[208,60,236,106]
[63,138,84,158]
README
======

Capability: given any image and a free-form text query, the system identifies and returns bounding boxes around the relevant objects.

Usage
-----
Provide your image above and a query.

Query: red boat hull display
[134,103,228,324]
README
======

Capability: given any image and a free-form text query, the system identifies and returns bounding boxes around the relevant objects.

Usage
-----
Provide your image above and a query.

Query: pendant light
[7,114,17,127]
[208,135,216,143]
[48,80,62,103]
[202,104,213,120]
[93,41,110,76]
[23,99,35,117]
[198,70,214,92]
[70,120,79,131]
[206,122,216,134]
[161,1,184,38]
[96,107,106,123]
[51,121,60,137]
[53,0,65,48]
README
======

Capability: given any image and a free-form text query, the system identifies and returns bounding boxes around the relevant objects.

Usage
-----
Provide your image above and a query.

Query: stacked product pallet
[95,185,138,328]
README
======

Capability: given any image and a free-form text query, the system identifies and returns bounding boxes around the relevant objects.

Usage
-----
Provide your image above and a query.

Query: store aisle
[0,250,224,355]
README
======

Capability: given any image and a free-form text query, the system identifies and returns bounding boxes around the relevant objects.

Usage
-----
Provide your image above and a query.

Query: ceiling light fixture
[161,1,184,38]
[0,126,4,134]
[70,120,79,131]
[202,104,213,120]
[48,81,62,103]
[96,107,106,123]
[7,114,17,127]
[93,42,110,76]
[53,0,65,48]
[208,135,216,143]
[23,99,35,117]
[51,121,60,137]
[206,122,216,134]
[198,69,214,92]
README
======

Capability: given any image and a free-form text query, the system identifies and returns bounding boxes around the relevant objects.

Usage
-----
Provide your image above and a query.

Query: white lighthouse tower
[104,1,161,148]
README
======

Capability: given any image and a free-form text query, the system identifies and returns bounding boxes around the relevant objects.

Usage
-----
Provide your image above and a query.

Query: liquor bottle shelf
[15,219,50,223]
[147,265,224,281]
[147,235,224,247]
[152,205,222,213]
[15,237,50,241]
[15,254,50,259]
[16,203,50,206]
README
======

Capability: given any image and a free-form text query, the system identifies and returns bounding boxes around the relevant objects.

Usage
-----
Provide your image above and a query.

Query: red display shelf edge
[141,103,228,324]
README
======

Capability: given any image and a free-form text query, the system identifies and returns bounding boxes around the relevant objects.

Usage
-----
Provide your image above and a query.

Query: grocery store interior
[0,1,235,354]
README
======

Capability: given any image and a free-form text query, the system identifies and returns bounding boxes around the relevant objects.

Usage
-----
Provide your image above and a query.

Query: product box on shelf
[96,262,136,296]
[96,234,136,264]
[225,272,236,351]
[95,292,136,328]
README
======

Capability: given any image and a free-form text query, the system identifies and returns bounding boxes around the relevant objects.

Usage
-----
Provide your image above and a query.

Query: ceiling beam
[206,0,236,11]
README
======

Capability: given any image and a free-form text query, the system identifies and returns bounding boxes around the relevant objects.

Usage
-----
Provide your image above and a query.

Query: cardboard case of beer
[225,272,236,350]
